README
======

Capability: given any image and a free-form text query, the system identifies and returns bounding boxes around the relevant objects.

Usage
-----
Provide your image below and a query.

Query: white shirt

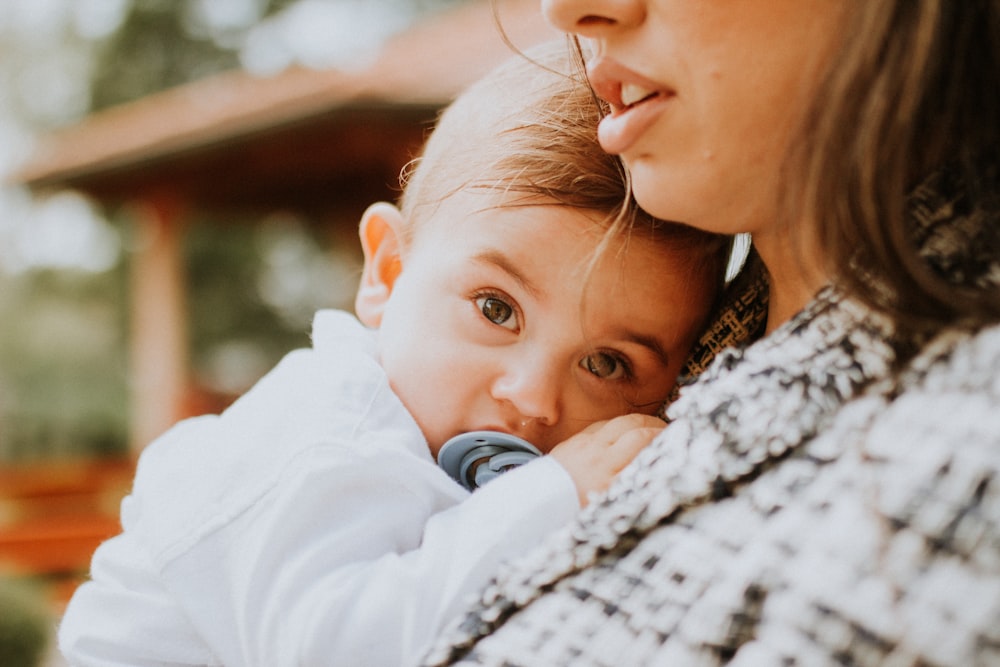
[59,310,579,667]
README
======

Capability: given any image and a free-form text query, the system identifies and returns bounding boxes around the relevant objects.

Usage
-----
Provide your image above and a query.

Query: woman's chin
[627,161,687,223]
[627,162,747,236]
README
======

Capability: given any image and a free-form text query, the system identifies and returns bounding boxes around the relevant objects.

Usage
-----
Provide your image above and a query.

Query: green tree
[90,0,297,109]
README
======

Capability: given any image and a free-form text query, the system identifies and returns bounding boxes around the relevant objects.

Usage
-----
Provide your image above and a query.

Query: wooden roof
[12,0,561,217]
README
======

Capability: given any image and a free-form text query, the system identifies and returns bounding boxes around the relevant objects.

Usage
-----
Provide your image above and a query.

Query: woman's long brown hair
[789,1,1000,341]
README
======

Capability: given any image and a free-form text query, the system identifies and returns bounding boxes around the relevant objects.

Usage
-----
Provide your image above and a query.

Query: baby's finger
[606,426,664,471]
[593,413,665,440]
[578,418,611,435]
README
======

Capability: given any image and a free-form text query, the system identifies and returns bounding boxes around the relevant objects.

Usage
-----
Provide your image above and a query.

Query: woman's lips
[598,92,672,154]
[587,58,675,155]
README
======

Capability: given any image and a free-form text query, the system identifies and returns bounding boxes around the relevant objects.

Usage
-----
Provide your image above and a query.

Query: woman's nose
[541,0,645,37]
[491,356,561,427]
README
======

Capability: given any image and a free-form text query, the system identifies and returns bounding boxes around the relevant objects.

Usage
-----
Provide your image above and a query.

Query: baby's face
[375,192,708,456]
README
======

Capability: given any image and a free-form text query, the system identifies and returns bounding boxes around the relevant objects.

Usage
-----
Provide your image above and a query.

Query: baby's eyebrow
[472,250,540,298]
[626,332,669,366]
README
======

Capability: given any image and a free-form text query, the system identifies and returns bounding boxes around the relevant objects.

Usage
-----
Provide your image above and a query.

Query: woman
[423,1,1000,665]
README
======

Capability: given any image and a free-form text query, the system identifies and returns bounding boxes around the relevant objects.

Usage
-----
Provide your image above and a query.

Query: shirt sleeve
[189,449,577,667]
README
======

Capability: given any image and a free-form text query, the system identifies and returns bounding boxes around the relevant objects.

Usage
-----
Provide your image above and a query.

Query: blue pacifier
[437,431,542,491]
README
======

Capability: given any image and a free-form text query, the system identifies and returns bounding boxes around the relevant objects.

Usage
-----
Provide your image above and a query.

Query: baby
[59,41,730,667]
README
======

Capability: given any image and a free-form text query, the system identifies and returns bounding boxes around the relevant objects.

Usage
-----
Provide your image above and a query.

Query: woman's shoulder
[898,321,1000,403]
[868,321,1000,451]
[840,322,1000,622]
[862,322,1000,524]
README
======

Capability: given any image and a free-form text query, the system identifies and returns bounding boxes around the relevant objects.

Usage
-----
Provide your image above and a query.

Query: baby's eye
[581,352,628,380]
[476,295,518,331]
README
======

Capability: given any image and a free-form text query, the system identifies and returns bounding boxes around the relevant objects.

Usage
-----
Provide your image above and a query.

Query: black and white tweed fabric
[421,170,1000,666]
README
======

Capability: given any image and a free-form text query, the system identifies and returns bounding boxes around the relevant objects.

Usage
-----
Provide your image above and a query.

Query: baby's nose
[491,354,562,427]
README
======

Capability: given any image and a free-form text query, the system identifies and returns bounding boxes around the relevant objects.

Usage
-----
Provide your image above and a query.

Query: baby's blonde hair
[400,40,730,303]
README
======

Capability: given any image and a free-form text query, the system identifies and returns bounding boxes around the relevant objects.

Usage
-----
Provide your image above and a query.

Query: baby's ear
[355,202,405,327]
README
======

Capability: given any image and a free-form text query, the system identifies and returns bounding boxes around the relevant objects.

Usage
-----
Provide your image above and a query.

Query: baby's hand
[549,414,666,507]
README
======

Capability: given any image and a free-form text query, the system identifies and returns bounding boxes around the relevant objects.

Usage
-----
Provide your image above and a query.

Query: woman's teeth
[620,82,656,107]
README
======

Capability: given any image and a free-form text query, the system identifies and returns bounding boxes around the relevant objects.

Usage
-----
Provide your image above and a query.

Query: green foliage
[90,0,241,110]
[0,578,51,667]
[184,217,315,386]
[89,0,471,109]
[0,265,129,462]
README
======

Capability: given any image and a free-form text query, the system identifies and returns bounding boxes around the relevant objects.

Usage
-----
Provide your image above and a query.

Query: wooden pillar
[126,192,188,452]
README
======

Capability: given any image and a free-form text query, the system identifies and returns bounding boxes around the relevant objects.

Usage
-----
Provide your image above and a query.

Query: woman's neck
[753,229,830,335]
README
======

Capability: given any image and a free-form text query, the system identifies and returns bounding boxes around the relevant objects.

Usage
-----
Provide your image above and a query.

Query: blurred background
[0,1,557,663]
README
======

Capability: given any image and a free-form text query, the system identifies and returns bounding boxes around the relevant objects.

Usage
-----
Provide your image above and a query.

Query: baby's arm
[198,450,579,666]
[61,442,578,667]
[549,413,666,506]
